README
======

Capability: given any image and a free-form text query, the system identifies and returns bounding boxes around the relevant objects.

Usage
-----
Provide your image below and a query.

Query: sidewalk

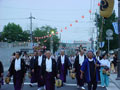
[109,73,120,89]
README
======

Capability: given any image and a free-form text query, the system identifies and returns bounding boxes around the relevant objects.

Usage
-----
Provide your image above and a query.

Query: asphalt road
[0,84,107,90]
[0,72,107,90]
[0,47,107,90]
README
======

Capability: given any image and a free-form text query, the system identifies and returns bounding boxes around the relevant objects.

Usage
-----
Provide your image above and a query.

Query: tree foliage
[33,26,60,53]
[95,11,118,51]
[0,23,29,42]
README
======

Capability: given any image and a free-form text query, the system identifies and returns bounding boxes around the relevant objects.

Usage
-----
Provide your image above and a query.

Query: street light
[117,0,120,80]
[50,31,54,54]
[51,31,54,35]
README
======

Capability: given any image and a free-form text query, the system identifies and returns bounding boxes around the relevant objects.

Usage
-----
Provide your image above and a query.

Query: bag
[102,69,106,74]
[55,79,62,87]
[5,77,11,84]
[102,68,110,76]
[69,69,76,79]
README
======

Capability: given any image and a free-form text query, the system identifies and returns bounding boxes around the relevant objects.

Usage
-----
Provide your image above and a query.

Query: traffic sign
[106,37,113,40]
[106,29,113,37]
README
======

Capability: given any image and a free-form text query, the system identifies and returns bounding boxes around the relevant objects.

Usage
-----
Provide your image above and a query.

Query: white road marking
[6,82,101,87]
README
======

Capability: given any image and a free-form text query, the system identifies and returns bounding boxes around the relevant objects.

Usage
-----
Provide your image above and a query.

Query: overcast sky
[0,0,118,43]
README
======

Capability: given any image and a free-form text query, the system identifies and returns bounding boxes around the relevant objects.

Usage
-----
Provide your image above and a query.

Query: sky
[0,0,118,43]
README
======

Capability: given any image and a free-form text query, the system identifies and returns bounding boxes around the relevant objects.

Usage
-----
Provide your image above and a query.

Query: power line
[1,6,96,11]
[0,18,28,20]
[0,17,94,23]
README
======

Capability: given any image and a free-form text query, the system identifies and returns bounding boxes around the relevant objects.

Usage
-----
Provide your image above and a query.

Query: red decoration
[65,27,67,30]
[56,32,58,34]
[49,34,51,37]
[82,16,84,19]
[89,10,92,13]
[61,29,63,32]
[70,24,72,27]
[98,3,100,6]
[75,20,78,23]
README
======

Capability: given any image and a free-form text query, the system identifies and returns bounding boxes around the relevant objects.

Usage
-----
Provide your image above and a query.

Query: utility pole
[29,13,35,47]
[117,0,120,80]
[91,27,94,51]
[51,36,53,54]
[100,17,104,49]
[96,28,99,50]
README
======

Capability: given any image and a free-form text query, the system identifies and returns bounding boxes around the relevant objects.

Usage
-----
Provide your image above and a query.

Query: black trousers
[88,81,97,90]
[76,73,84,86]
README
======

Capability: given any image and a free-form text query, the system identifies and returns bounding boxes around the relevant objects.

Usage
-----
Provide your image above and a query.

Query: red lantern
[75,20,78,23]
[70,24,72,27]
[98,3,100,6]
[61,29,63,32]
[56,32,58,34]
[89,10,92,13]
[49,34,51,37]
[65,27,67,30]
[82,16,84,19]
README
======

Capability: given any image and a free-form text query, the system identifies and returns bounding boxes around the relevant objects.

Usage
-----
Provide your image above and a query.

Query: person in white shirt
[100,54,110,87]
[41,51,57,90]
[57,50,72,85]
[29,52,38,87]
[73,50,86,90]
[37,50,46,90]
[8,52,26,90]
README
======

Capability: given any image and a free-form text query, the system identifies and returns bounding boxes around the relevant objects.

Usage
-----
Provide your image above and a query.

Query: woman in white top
[100,54,110,87]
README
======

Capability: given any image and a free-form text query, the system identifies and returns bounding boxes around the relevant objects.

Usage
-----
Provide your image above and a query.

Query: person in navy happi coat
[80,51,100,90]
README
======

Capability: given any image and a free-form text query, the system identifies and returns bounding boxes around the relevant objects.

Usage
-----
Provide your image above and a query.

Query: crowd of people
[0,48,118,90]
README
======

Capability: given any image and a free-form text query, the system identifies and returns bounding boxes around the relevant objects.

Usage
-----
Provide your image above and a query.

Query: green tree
[21,31,30,41]
[95,11,118,51]
[33,26,60,53]
[1,23,29,42]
